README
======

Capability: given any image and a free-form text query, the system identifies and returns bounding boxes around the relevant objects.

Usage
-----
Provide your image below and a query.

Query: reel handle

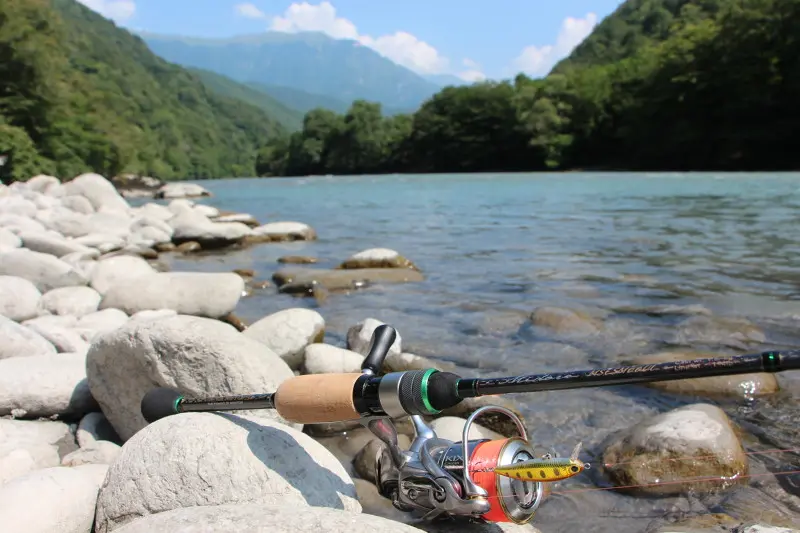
[361,324,396,375]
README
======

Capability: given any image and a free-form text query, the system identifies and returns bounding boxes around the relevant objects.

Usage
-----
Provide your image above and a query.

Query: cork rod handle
[273,373,364,424]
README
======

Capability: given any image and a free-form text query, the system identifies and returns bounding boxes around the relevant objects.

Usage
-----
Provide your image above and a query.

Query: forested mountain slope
[1,0,288,181]
[552,0,724,72]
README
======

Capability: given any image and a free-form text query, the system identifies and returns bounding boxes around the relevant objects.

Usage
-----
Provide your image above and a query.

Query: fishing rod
[141,325,799,526]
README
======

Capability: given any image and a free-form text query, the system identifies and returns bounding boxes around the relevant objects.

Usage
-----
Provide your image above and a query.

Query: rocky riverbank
[0,173,797,533]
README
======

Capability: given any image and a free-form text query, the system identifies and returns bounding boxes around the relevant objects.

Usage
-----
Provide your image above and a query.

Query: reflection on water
[158,172,800,532]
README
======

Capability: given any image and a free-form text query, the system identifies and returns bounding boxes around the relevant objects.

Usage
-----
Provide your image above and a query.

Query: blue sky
[79,0,624,80]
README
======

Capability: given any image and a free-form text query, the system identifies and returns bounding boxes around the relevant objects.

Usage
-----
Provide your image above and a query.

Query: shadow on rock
[215,412,356,510]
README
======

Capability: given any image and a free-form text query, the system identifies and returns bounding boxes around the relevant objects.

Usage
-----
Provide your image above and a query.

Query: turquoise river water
[158,172,800,533]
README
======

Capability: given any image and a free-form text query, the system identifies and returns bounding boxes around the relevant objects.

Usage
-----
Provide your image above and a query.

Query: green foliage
[0,123,54,183]
[0,0,288,181]
[188,69,304,131]
[257,0,800,176]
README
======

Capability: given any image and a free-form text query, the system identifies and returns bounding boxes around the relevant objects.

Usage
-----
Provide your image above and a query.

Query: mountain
[139,31,442,112]
[1,0,288,181]
[243,83,353,116]
[187,69,304,131]
[245,82,416,117]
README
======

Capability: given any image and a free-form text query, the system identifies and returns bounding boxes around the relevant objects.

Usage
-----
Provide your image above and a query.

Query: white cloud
[359,32,449,75]
[512,12,598,77]
[457,70,487,82]
[235,3,267,19]
[77,0,136,22]
[264,1,451,75]
[456,58,486,82]
[455,58,486,82]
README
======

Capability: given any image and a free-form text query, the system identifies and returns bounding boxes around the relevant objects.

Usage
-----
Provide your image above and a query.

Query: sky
[77,0,624,81]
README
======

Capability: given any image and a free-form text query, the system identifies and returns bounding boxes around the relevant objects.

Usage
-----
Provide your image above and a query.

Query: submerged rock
[176,241,201,253]
[670,315,767,350]
[602,403,748,496]
[274,266,423,294]
[529,306,603,336]
[278,255,318,264]
[94,413,361,533]
[626,350,780,398]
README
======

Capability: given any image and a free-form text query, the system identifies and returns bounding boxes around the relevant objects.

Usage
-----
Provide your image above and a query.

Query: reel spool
[374,406,545,525]
[436,406,545,524]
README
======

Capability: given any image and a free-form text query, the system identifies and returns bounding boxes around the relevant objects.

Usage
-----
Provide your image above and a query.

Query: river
[159,172,800,532]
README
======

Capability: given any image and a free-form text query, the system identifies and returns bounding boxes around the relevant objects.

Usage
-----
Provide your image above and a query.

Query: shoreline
[1,172,797,533]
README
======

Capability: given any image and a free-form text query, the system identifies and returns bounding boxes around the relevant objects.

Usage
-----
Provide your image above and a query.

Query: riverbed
[157,172,800,532]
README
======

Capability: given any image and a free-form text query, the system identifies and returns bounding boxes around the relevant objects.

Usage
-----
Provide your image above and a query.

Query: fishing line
[476,469,800,500]
[550,469,800,496]
[602,447,800,468]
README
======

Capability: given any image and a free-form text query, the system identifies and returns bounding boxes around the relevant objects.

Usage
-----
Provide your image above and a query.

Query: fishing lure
[493,442,590,482]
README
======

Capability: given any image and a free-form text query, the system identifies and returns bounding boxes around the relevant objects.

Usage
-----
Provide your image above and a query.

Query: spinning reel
[352,337,547,524]
[368,406,545,524]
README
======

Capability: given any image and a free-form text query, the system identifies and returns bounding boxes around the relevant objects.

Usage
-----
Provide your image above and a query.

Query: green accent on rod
[420,368,441,414]
[174,396,184,414]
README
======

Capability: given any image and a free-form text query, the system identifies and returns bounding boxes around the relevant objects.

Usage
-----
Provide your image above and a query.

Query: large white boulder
[0,465,109,533]
[86,315,296,441]
[99,272,243,318]
[94,413,361,533]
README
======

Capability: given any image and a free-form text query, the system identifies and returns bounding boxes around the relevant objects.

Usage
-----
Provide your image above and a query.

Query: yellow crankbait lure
[494,442,590,482]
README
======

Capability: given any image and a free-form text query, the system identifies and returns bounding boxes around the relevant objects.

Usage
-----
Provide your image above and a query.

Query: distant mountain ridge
[140,31,443,112]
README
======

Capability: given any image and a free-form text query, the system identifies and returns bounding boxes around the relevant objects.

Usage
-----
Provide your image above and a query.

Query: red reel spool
[467,437,544,524]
